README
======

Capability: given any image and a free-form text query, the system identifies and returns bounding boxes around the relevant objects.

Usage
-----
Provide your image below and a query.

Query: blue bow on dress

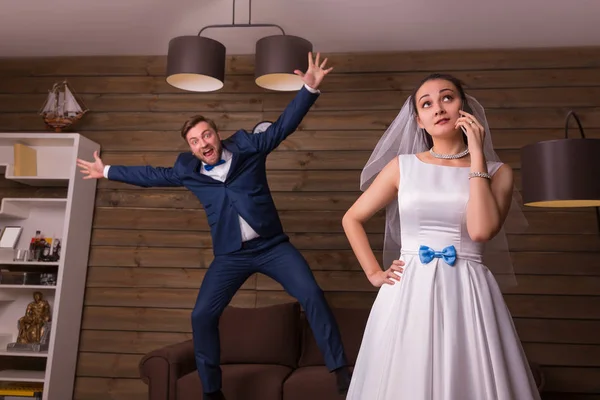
[204,159,226,171]
[419,245,457,266]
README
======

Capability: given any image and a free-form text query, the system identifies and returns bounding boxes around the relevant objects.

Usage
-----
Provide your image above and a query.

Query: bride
[341,73,541,400]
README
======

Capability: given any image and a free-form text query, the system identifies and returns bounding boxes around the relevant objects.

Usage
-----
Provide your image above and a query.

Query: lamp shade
[166,36,226,92]
[521,138,600,207]
[255,35,312,91]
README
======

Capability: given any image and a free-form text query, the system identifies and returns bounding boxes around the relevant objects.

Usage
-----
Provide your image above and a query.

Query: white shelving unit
[0,133,99,400]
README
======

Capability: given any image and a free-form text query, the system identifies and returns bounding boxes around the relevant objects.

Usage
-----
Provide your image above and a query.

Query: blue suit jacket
[107,86,320,255]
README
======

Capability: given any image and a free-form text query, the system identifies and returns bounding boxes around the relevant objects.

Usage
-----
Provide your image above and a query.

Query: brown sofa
[139,302,545,400]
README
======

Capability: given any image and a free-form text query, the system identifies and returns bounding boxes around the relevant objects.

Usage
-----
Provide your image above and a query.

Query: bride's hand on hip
[367,260,405,287]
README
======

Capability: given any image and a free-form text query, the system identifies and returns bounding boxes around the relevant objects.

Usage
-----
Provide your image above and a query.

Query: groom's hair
[181,115,219,140]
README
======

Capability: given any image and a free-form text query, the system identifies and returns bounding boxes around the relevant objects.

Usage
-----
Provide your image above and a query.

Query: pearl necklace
[429,147,470,159]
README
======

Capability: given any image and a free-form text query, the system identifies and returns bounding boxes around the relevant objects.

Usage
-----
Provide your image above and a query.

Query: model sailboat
[39,81,88,132]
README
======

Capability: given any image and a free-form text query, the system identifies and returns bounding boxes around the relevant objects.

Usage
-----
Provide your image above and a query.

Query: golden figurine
[8,291,52,352]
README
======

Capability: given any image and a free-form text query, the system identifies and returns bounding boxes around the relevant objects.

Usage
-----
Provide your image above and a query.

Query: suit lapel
[222,140,241,181]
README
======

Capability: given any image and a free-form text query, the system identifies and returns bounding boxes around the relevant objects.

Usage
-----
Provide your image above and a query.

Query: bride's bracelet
[468,171,491,180]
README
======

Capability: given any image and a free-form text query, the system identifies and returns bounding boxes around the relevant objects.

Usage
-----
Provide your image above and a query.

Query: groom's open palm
[294,52,333,89]
[76,151,105,179]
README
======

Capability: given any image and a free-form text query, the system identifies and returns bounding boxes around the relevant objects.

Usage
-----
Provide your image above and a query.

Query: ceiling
[1,0,599,57]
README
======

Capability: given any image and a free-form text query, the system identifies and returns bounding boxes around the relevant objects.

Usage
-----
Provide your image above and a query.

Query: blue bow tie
[204,159,226,171]
[419,245,457,266]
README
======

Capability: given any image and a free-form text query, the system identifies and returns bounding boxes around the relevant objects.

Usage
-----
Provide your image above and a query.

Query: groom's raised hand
[294,52,333,90]
[76,150,105,179]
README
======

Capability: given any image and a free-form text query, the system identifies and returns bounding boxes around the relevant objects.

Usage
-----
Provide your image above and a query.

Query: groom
[77,53,350,400]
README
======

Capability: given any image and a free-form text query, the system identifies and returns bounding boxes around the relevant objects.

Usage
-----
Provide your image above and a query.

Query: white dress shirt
[103,82,319,242]
[198,148,260,242]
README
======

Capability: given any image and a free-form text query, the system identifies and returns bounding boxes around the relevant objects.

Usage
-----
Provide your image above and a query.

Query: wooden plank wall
[1,47,600,400]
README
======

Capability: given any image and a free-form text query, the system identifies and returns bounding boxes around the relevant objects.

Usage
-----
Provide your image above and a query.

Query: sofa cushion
[177,364,292,400]
[283,366,351,400]
[299,307,370,367]
[219,301,301,367]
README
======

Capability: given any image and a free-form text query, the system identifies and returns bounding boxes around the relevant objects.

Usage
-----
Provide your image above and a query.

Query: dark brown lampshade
[166,36,226,92]
[255,35,312,91]
[521,138,600,207]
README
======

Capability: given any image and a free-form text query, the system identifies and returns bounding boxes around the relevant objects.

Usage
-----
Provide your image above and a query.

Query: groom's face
[186,122,223,165]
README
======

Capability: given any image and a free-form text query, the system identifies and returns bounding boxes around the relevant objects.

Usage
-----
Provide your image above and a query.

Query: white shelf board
[0,164,69,187]
[0,262,59,267]
[0,198,67,219]
[0,350,48,358]
[0,369,45,382]
[6,176,69,187]
[0,285,56,290]
[0,285,56,302]
[0,133,76,146]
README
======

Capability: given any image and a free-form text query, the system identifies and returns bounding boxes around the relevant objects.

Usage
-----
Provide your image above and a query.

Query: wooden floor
[0,47,599,399]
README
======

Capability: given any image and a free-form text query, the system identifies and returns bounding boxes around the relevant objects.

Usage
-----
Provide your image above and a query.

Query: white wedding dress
[346,154,541,400]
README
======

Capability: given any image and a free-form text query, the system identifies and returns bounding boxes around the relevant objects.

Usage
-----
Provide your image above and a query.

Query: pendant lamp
[166,36,226,92]
[165,0,312,92]
[520,111,600,233]
[255,35,312,91]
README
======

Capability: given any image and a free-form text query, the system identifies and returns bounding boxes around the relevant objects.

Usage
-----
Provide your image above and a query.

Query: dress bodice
[398,154,502,262]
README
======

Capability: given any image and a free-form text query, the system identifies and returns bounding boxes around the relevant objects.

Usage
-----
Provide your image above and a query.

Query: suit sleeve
[247,85,319,154]
[106,154,185,187]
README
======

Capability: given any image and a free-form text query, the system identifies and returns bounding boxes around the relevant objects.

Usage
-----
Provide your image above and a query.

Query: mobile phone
[461,98,473,115]
[460,98,473,134]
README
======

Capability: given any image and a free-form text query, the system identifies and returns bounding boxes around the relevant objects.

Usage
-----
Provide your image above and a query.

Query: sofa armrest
[139,339,197,400]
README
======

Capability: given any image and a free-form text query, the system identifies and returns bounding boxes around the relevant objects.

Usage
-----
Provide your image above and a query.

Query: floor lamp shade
[166,36,226,92]
[521,138,600,207]
[255,35,312,91]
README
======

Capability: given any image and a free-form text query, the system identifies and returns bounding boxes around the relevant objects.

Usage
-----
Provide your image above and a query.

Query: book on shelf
[0,381,43,397]
[12,144,37,177]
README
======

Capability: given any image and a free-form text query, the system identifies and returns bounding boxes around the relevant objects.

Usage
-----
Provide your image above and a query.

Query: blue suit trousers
[190,234,348,393]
